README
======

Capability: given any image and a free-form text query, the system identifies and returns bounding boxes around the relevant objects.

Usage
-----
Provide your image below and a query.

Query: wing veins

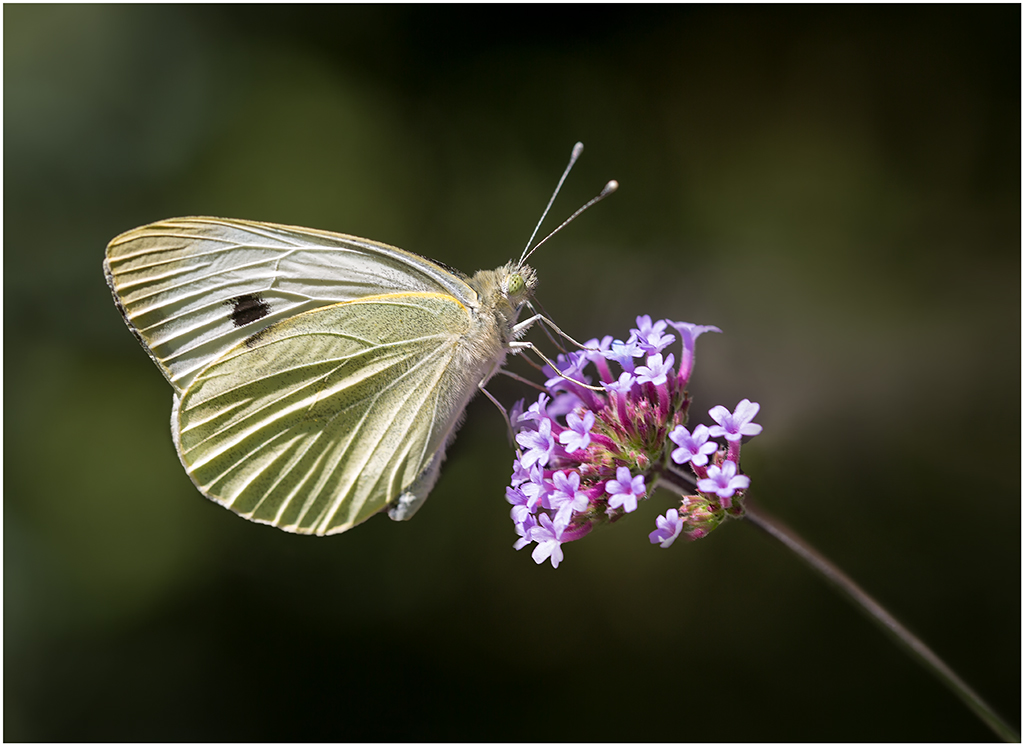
[121,260,280,306]
[182,339,434,458]
[316,339,458,531]
[261,432,329,524]
[115,263,208,290]
[183,333,447,412]
[243,430,322,517]
[199,427,293,496]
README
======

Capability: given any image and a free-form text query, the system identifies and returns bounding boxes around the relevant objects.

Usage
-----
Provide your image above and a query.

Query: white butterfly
[104,144,614,536]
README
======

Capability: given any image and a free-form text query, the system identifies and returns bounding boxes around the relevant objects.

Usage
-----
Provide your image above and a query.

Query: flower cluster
[505,315,762,568]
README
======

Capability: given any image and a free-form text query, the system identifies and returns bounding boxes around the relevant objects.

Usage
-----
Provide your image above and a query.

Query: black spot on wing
[228,293,270,327]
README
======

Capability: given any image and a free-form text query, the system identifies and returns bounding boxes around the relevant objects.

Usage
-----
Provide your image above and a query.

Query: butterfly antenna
[520,179,618,266]
[519,142,585,266]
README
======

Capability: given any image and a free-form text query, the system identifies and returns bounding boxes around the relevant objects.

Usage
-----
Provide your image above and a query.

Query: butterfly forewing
[105,217,476,392]
[175,293,479,535]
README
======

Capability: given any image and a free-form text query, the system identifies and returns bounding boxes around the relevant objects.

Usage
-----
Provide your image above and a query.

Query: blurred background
[5,5,1019,741]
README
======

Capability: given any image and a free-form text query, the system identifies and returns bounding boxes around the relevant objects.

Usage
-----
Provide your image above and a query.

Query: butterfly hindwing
[174,292,483,535]
[104,217,476,393]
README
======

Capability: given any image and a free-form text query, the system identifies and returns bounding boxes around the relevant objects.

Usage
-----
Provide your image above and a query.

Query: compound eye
[507,273,525,297]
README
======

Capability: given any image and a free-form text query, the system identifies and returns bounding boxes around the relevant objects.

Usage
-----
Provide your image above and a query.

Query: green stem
[744,500,1019,743]
[654,469,1018,741]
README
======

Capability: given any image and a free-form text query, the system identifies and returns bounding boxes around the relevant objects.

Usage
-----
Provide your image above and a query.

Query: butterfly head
[467,261,537,339]
[503,262,538,308]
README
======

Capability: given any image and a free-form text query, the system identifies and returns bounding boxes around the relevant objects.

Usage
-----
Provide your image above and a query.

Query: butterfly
[104,144,615,536]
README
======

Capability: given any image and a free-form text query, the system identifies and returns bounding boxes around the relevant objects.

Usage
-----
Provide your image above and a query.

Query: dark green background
[5,5,1019,741]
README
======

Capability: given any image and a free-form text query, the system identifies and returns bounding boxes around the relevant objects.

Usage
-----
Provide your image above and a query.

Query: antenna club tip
[602,180,619,195]
[572,142,584,157]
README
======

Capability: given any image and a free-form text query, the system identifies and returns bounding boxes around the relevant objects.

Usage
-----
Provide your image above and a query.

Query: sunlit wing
[173,293,479,535]
[104,217,476,392]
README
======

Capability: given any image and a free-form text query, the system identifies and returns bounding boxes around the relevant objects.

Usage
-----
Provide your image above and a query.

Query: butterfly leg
[478,382,521,451]
[512,313,596,353]
[524,300,570,353]
[508,341,605,391]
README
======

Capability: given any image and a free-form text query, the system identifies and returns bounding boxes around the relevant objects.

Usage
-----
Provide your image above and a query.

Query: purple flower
[558,409,595,453]
[605,338,644,373]
[649,508,686,548]
[634,352,675,387]
[632,315,676,354]
[548,392,584,419]
[633,314,657,334]
[509,399,526,428]
[517,392,551,426]
[548,470,590,526]
[583,335,615,364]
[668,424,718,467]
[632,315,665,341]
[506,485,532,524]
[697,460,750,505]
[603,371,636,423]
[503,312,751,564]
[514,513,537,551]
[667,321,721,345]
[584,335,617,384]
[666,321,721,384]
[531,514,567,568]
[603,371,636,396]
[605,466,646,513]
[516,417,555,468]
[521,465,553,511]
[707,399,763,442]
[544,352,589,391]
[510,458,530,487]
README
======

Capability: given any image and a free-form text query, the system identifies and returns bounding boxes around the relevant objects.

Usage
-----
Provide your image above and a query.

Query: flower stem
[658,463,698,490]
[743,500,1019,743]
